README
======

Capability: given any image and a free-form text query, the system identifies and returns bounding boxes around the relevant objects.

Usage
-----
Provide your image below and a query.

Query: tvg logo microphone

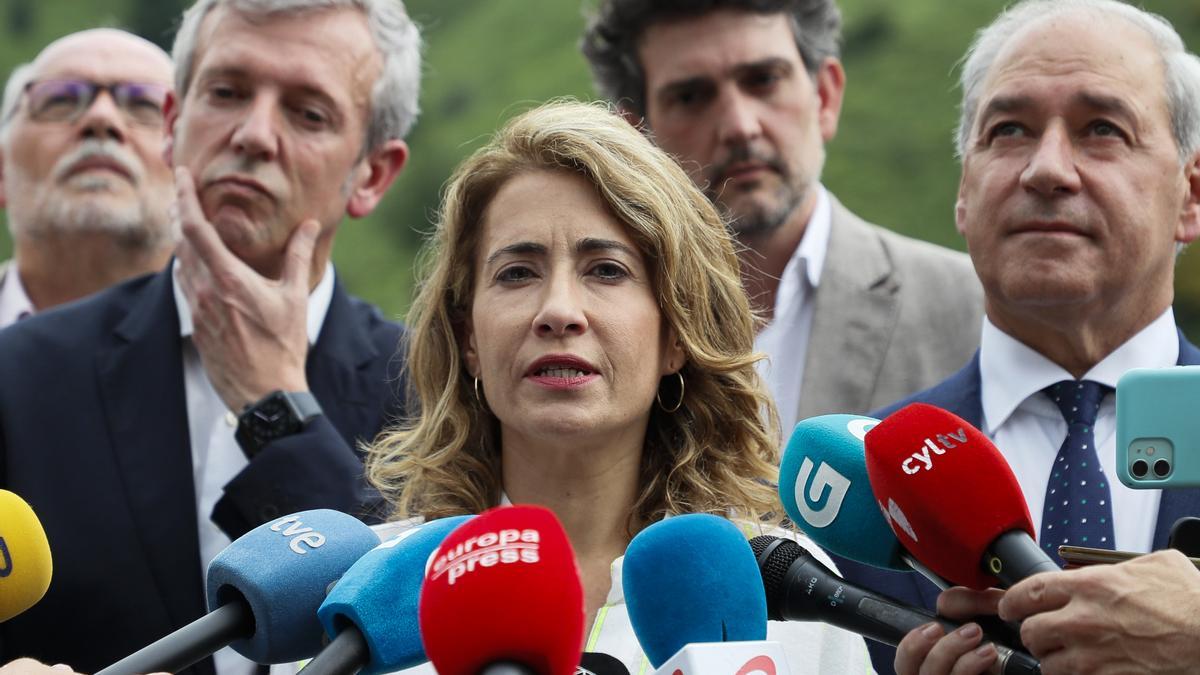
[794,458,851,528]
[0,537,12,578]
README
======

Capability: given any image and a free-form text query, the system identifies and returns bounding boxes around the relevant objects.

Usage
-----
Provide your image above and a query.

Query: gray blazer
[794,195,984,421]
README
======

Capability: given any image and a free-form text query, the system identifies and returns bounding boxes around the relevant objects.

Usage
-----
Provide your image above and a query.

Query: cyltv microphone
[301,515,473,675]
[0,490,52,622]
[419,505,584,675]
[751,535,1041,675]
[865,403,1060,589]
[97,509,378,675]
[623,514,767,668]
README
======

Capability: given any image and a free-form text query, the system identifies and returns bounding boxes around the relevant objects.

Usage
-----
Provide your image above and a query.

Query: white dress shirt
[754,186,832,435]
[173,261,336,675]
[0,263,35,328]
[979,308,1176,553]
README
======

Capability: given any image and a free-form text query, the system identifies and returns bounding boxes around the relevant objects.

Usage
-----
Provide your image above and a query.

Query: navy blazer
[837,331,1200,675]
[0,267,405,673]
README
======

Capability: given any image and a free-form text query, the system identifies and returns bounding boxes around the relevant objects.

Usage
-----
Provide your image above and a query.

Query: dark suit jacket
[0,266,405,673]
[834,330,1200,675]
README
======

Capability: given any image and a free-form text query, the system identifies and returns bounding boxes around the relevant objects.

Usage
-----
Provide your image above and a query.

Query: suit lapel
[1152,332,1200,548]
[306,279,386,446]
[94,268,206,629]
[798,197,899,421]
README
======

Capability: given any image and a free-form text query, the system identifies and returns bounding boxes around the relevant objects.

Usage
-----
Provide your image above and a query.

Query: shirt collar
[0,264,34,326]
[172,259,336,345]
[772,185,831,315]
[979,307,1178,433]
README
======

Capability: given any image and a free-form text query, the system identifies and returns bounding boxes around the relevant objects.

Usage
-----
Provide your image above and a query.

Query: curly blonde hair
[368,99,780,531]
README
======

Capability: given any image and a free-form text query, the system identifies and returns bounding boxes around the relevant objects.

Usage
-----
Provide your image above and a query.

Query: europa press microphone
[300,515,473,675]
[418,505,585,675]
[623,514,789,674]
[864,403,1060,589]
[771,415,1039,673]
[0,490,52,622]
[97,509,378,675]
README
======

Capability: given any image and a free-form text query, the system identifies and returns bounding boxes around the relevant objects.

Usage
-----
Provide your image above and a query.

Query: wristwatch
[235,390,323,458]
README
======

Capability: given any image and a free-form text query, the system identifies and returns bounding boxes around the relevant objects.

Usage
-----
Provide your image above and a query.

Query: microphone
[419,505,584,675]
[577,652,629,675]
[779,414,946,581]
[751,535,1041,675]
[0,490,52,622]
[301,515,473,675]
[864,403,1060,589]
[622,514,767,668]
[98,509,379,674]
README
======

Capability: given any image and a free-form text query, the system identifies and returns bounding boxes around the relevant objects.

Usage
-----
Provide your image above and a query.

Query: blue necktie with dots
[1040,380,1115,566]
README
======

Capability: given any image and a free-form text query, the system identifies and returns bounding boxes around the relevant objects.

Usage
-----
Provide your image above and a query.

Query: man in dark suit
[835,1,1200,673]
[582,1,984,431]
[0,0,419,672]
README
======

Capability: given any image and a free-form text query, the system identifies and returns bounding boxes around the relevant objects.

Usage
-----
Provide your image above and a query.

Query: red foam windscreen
[864,403,1034,589]
[419,505,585,675]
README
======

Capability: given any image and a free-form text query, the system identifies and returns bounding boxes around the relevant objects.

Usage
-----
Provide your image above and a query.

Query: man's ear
[0,146,8,209]
[815,57,846,143]
[1178,151,1200,245]
[346,139,408,219]
[162,90,179,167]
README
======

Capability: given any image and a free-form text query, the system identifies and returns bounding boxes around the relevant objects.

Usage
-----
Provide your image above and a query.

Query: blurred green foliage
[2,0,1200,334]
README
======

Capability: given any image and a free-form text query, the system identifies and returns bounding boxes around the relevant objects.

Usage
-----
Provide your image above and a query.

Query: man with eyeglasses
[0,1,418,672]
[0,28,176,327]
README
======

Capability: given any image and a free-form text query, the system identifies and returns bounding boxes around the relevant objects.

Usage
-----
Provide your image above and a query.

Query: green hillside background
[2,0,1200,333]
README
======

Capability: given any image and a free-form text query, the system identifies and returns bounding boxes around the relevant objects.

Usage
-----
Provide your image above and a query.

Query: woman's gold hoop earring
[656,371,685,413]
[474,377,488,410]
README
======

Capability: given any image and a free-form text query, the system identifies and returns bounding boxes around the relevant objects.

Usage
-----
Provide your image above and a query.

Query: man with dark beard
[0,29,177,326]
[583,0,984,429]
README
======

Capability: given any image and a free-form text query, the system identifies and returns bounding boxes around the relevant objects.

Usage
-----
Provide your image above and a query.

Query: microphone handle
[480,662,539,675]
[779,556,1041,675]
[983,530,1061,588]
[96,601,253,675]
[297,626,370,675]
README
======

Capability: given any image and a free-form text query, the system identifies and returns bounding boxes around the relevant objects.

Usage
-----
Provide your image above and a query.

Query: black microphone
[751,536,1041,675]
[1169,517,1200,558]
[577,652,630,675]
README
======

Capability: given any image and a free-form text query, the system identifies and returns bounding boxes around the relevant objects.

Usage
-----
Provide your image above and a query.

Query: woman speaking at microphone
[366,100,871,673]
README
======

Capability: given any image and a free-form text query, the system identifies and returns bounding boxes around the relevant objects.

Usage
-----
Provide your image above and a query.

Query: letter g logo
[794,458,851,529]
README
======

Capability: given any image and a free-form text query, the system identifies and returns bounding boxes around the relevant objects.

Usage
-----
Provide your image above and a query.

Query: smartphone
[1116,367,1200,488]
[1058,544,1200,570]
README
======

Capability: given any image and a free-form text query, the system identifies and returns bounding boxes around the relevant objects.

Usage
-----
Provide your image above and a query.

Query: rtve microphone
[623,514,768,668]
[865,404,1060,589]
[97,509,378,675]
[751,536,1041,675]
[0,490,52,622]
[301,515,473,675]
[419,505,585,675]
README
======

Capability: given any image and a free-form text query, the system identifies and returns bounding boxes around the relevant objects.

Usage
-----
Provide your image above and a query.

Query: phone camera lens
[1131,459,1149,478]
[1153,458,1171,478]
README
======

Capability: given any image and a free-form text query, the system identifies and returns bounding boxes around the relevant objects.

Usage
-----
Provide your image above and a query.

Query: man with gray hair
[0,28,176,326]
[840,1,1200,673]
[582,0,984,430]
[0,0,418,672]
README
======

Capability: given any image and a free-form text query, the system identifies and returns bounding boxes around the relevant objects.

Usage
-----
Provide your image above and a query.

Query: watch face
[252,400,290,435]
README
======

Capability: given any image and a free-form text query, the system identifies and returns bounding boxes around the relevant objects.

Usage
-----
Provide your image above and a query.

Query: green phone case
[1116,367,1200,488]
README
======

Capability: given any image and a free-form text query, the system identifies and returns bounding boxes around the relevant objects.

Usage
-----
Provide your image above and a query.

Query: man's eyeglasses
[16,79,170,127]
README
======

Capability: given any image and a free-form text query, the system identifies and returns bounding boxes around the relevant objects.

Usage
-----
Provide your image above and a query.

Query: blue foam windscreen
[623,514,766,667]
[205,509,379,663]
[779,414,907,570]
[318,515,473,674]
